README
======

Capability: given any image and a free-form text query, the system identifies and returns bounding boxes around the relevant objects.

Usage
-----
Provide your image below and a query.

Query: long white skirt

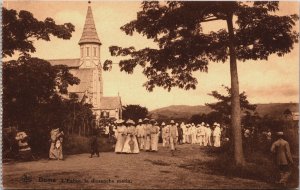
[144,135,151,150]
[122,135,139,154]
[213,136,221,147]
[150,134,159,151]
[115,134,126,153]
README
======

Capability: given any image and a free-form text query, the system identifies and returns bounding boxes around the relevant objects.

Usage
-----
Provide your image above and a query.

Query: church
[48,4,122,120]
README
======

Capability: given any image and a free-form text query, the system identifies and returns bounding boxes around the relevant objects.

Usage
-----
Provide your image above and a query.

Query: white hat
[170,120,175,124]
[116,119,124,124]
[144,118,150,122]
[206,124,209,127]
[126,119,135,125]
[201,122,205,125]
[213,122,217,126]
[16,131,28,140]
[161,122,166,126]
[138,119,143,123]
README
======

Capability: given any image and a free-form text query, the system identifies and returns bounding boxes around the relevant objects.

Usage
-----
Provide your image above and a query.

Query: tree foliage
[3,58,96,156]
[122,104,149,122]
[104,1,298,91]
[3,57,80,127]
[104,1,298,165]
[190,112,223,125]
[2,7,75,57]
[206,85,257,124]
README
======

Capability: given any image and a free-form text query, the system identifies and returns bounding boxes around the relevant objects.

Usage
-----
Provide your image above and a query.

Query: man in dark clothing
[177,124,183,145]
[270,131,294,187]
[90,129,100,158]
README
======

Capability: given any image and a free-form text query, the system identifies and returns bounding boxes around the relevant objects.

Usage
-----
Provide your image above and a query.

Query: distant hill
[149,103,299,120]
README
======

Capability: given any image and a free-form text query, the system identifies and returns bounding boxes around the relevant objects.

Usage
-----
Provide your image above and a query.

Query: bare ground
[3,144,276,189]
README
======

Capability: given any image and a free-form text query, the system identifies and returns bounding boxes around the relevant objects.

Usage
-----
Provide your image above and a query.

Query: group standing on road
[113,118,224,155]
[11,117,295,188]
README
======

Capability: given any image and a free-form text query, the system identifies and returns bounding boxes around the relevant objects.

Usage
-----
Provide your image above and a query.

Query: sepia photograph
[1,1,299,189]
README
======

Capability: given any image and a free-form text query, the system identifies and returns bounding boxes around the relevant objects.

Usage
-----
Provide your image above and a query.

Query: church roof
[68,68,94,93]
[78,6,101,45]
[48,58,81,68]
[100,96,122,110]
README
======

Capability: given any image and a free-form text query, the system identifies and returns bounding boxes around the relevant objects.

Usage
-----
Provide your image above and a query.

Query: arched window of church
[94,47,97,56]
[86,47,89,56]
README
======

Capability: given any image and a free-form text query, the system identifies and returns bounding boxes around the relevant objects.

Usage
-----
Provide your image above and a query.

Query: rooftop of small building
[100,96,122,110]
[48,58,81,68]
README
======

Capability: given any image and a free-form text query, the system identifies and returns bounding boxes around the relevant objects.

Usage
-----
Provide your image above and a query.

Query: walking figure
[271,131,294,187]
[90,129,99,158]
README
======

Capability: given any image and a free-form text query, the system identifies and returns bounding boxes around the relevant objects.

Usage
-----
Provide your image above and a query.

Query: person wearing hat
[136,119,145,150]
[122,119,139,154]
[16,131,32,161]
[180,122,187,144]
[143,118,152,151]
[49,128,64,160]
[212,123,221,147]
[90,128,100,158]
[161,122,169,147]
[204,124,212,146]
[177,123,183,145]
[169,120,178,155]
[271,131,294,187]
[150,120,160,152]
[190,123,197,144]
[115,119,127,153]
[196,124,205,146]
[185,124,191,144]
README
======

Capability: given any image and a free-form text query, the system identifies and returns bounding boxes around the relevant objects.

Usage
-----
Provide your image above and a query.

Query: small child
[90,129,100,158]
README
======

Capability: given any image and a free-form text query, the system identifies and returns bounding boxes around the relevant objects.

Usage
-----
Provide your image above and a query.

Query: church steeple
[79,3,102,69]
[79,5,101,45]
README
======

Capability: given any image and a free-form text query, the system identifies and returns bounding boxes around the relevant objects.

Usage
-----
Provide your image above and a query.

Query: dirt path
[3,144,275,189]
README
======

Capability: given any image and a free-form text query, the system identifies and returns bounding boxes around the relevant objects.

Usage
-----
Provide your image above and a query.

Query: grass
[178,148,299,188]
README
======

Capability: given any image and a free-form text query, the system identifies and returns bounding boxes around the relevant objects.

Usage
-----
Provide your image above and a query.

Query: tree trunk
[79,122,81,136]
[87,119,89,136]
[226,14,245,166]
[83,118,86,136]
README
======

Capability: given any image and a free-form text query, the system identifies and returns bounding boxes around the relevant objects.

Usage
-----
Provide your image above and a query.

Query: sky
[3,1,299,111]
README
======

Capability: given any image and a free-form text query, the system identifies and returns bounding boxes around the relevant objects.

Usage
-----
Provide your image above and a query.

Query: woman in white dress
[122,119,139,154]
[150,120,160,152]
[143,118,152,151]
[114,120,126,153]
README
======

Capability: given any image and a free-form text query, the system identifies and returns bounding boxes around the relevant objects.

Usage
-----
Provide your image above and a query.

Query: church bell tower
[78,4,102,69]
[78,3,103,115]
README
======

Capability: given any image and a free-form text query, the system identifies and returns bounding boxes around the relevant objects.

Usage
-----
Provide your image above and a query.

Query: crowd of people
[111,118,224,155]
[10,118,295,187]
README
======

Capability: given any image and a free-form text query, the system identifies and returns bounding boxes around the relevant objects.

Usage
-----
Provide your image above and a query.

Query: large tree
[104,2,298,165]
[2,7,75,57]
[2,7,77,127]
[2,7,83,157]
[3,57,80,128]
[122,104,149,122]
[206,85,257,124]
